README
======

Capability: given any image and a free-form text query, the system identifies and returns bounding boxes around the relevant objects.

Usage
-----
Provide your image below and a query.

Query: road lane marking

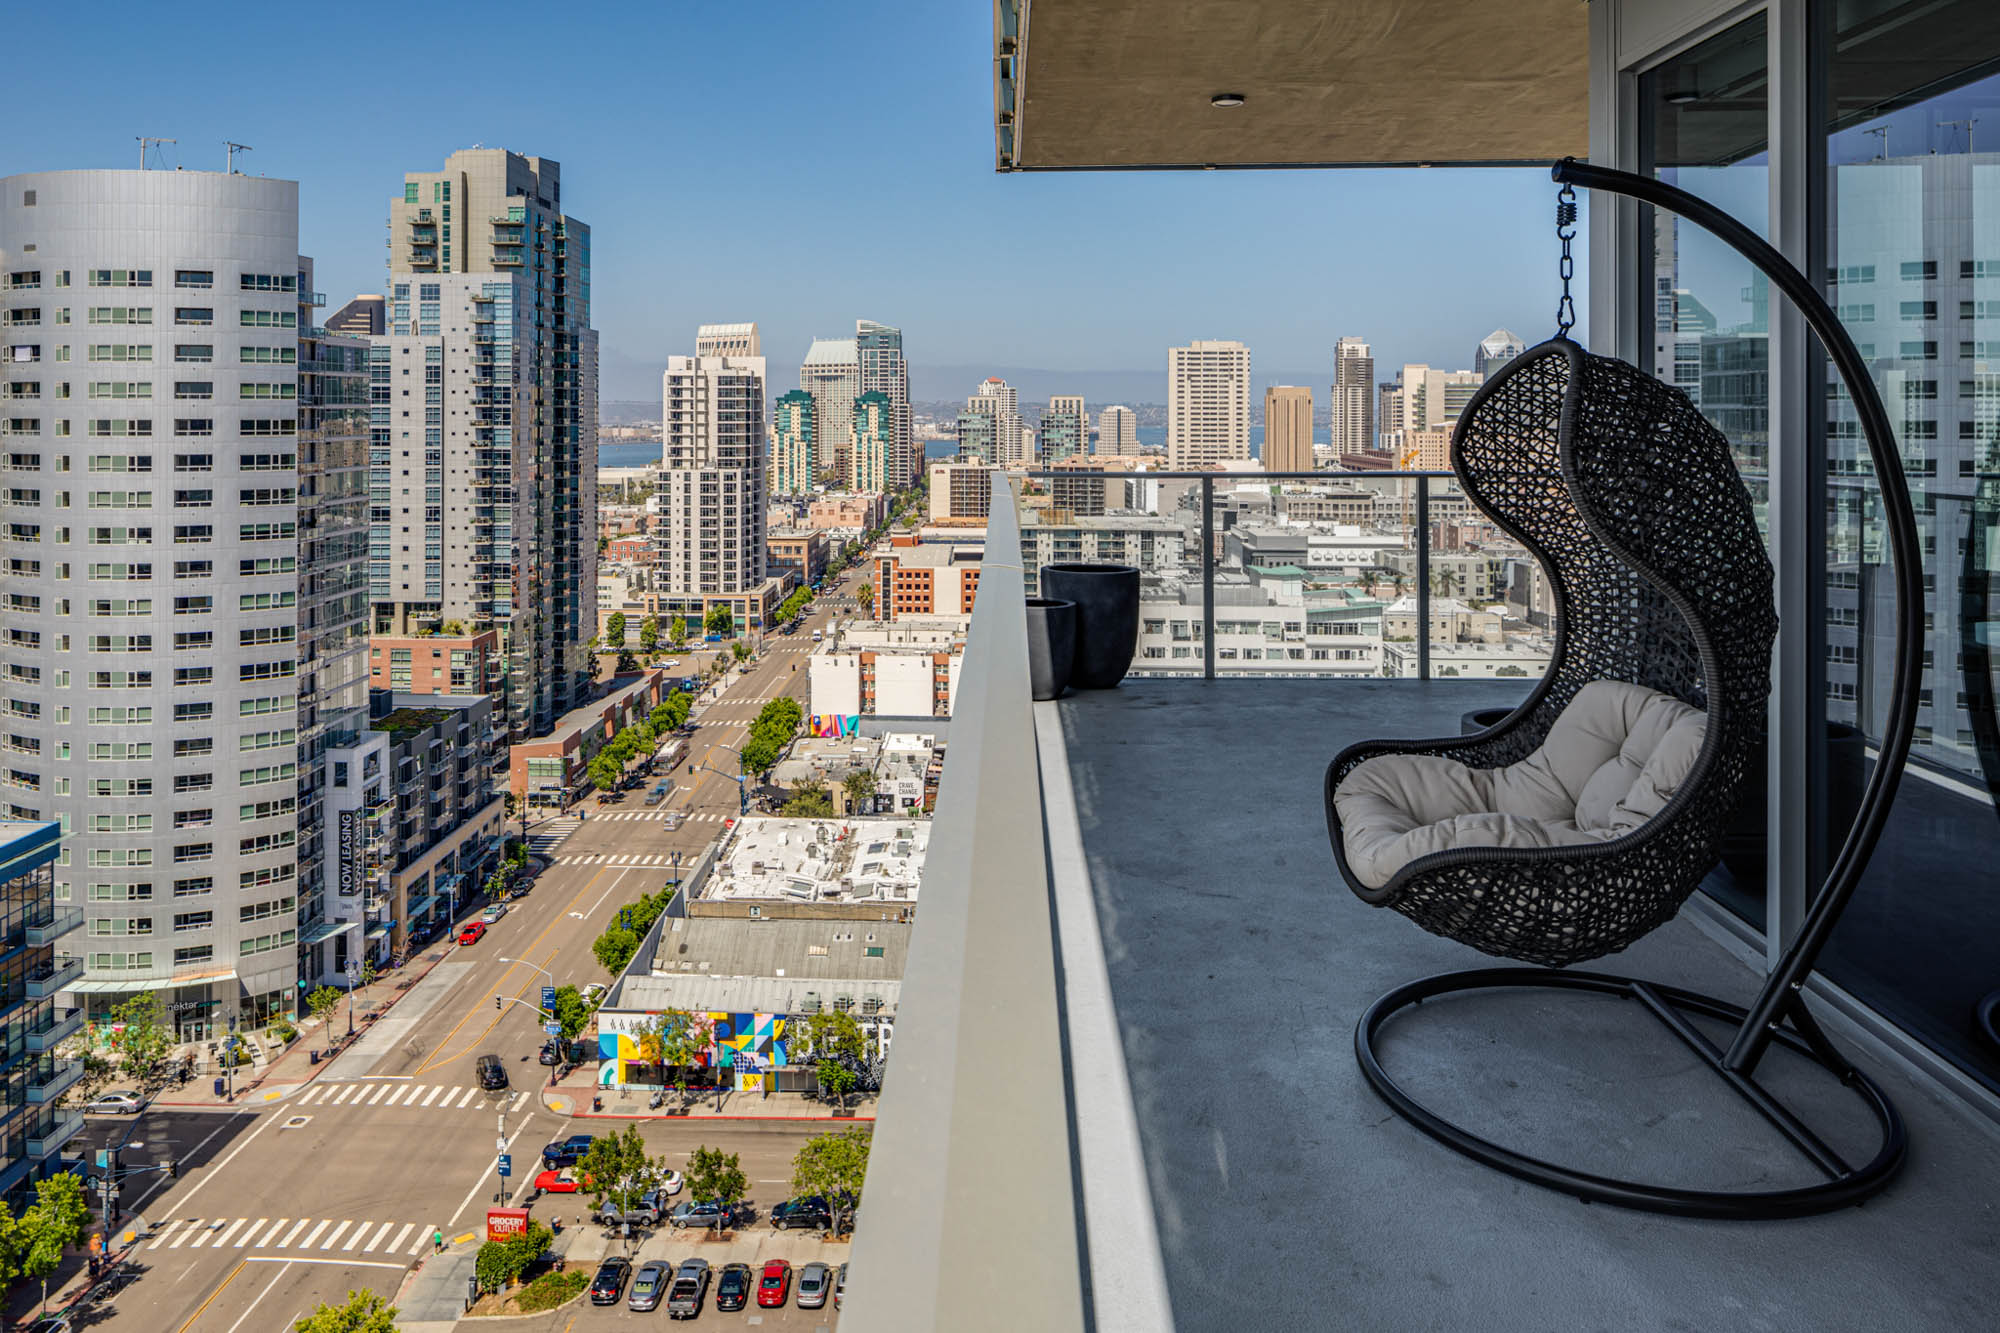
[222,1262,290,1333]
[321,1220,352,1250]
[299,1219,333,1248]
[243,1255,404,1269]
[341,1222,371,1251]
[448,1113,541,1227]
[453,1087,477,1109]
[211,1217,249,1247]
[331,1085,356,1105]
[276,1218,310,1248]
[250,1218,286,1246]
[383,1085,410,1106]
[233,1218,267,1247]
[297,1086,323,1105]
[168,1219,203,1248]
[421,1086,444,1107]
[411,1223,436,1256]
[174,1258,246,1333]
[387,1222,416,1254]
[366,1084,390,1105]
[163,1108,276,1213]
[147,1219,184,1249]
[363,1220,394,1251]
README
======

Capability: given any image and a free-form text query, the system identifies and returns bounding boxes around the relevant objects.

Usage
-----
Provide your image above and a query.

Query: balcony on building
[844,5,2000,1328]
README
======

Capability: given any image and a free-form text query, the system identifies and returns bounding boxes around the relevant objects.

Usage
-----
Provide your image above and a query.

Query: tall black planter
[1039,563,1139,689]
[1025,598,1076,701]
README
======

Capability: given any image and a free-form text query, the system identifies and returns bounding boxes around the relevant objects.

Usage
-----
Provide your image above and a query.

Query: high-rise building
[772,389,817,496]
[1168,340,1251,468]
[801,338,860,485]
[856,320,913,486]
[1,168,322,1029]
[1474,328,1527,378]
[1331,336,1375,455]
[852,390,894,492]
[697,322,760,358]
[1377,380,1405,440]
[294,257,374,986]
[0,822,82,1178]
[1386,364,1485,435]
[1263,385,1314,473]
[1097,404,1138,456]
[658,333,767,599]
[969,378,1021,464]
[956,407,997,462]
[325,294,386,337]
[1040,394,1087,463]
[375,148,598,742]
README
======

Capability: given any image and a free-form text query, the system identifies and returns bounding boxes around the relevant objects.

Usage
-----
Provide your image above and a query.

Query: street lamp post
[344,958,360,1039]
[224,1014,238,1103]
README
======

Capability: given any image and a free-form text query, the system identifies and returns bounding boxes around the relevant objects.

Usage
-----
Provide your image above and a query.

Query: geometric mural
[597,1010,792,1091]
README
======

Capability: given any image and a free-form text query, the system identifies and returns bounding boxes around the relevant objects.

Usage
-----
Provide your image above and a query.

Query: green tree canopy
[108,992,176,1090]
[578,1125,676,1227]
[704,604,734,638]
[667,615,687,649]
[683,1145,748,1213]
[639,614,660,653]
[19,1173,91,1315]
[551,984,593,1041]
[856,582,874,617]
[783,782,834,818]
[791,1127,872,1235]
[294,1291,401,1333]
[796,1010,867,1108]
[842,769,877,805]
[604,611,627,646]
[474,1219,551,1293]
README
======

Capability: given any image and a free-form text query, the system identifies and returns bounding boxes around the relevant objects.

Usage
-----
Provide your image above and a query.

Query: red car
[756,1260,792,1309]
[533,1167,589,1196]
[457,921,486,945]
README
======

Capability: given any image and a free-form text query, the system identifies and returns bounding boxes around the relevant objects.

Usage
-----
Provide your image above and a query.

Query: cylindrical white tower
[0,169,305,1034]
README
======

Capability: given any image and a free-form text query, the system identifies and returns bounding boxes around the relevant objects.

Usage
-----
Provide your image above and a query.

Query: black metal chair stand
[1329,161,1925,1220]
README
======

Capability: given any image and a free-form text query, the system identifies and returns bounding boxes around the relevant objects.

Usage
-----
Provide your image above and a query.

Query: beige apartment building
[1331,336,1375,456]
[930,462,996,523]
[1167,340,1250,468]
[1263,384,1313,473]
[1096,404,1139,455]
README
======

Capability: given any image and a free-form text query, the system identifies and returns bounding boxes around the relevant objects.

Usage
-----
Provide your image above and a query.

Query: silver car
[666,1258,711,1319]
[797,1261,832,1310]
[83,1090,145,1115]
[627,1260,671,1312]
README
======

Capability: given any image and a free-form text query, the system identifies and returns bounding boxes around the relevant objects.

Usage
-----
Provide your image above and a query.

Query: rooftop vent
[802,991,822,1014]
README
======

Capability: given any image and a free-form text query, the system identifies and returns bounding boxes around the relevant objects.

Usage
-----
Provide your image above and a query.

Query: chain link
[1555,182,1579,338]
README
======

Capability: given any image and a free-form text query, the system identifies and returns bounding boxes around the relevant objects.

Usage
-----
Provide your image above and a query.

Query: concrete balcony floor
[1048,678,2000,1332]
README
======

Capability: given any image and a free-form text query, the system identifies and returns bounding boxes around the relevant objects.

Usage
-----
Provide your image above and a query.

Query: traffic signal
[495,994,502,1011]
[165,1160,178,1179]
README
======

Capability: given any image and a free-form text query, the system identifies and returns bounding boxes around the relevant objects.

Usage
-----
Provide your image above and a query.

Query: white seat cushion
[1336,681,1707,890]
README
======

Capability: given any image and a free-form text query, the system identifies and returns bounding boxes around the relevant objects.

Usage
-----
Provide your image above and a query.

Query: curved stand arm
[1550,158,1922,1075]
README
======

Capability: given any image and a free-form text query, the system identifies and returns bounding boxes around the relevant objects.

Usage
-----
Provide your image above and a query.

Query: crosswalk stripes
[292,1082,520,1111]
[163,1213,431,1258]
[525,815,583,856]
[554,847,713,867]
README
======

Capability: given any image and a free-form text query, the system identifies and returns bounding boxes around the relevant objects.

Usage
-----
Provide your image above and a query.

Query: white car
[83,1090,146,1115]
[481,903,507,924]
[581,982,608,1007]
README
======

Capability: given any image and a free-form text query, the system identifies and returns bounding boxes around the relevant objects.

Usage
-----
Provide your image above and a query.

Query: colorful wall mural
[808,713,861,739]
[597,1009,792,1091]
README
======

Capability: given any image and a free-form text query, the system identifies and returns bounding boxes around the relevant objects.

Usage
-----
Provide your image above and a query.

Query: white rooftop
[703,816,929,905]
[804,337,859,365]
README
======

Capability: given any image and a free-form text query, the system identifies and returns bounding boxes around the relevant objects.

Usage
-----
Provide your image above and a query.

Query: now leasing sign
[486,1208,530,1243]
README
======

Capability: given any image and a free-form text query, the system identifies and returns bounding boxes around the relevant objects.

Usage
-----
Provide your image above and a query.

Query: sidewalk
[542,1073,876,1123]
[148,946,460,1110]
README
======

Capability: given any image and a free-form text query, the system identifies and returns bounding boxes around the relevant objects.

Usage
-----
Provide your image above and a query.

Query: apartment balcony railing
[27,1107,83,1157]
[25,955,82,998]
[25,906,81,947]
[25,1054,81,1104]
[26,1006,81,1053]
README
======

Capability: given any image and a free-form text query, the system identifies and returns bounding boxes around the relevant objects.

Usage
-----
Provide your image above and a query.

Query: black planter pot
[1039,564,1140,689]
[1025,598,1077,701]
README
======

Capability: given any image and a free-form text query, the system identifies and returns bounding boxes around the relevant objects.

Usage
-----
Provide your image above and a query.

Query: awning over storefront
[365,923,392,940]
[301,920,360,945]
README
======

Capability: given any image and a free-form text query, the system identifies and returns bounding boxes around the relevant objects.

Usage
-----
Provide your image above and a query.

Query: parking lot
[535,1225,845,1328]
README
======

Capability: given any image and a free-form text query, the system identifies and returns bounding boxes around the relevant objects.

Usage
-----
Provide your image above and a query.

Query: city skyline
[8,4,1585,403]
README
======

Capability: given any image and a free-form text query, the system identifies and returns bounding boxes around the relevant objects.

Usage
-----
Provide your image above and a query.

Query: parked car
[507,880,532,901]
[542,1134,594,1168]
[835,1262,847,1310]
[593,1181,680,1227]
[533,1167,587,1196]
[627,1259,670,1312]
[769,1196,834,1232]
[456,921,486,946]
[588,1257,631,1305]
[480,903,507,924]
[796,1261,832,1310]
[715,1262,753,1312]
[668,1199,735,1230]
[538,1040,561,1066]
[580,983,607,1007]
[756,1259,792,1309]
[662,811,685,831]
[82,1090,145,1116]
[475,1053,507,1090]
[665,1258,712,1319]
[644,782,671,806]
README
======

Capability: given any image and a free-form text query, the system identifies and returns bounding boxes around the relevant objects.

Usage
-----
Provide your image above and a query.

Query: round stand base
[1355,967,1907,1220]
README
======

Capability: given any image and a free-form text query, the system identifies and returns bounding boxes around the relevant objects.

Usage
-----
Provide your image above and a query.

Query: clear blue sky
[14,1,1584,402]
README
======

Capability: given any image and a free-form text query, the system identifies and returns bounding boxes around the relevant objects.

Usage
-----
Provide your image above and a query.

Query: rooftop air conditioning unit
[862,996,882,1016]
[834,994,854,1012]
[802,991,822,1014]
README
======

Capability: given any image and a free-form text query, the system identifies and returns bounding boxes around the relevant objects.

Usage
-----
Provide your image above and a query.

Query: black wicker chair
[1321,161,1923,1220]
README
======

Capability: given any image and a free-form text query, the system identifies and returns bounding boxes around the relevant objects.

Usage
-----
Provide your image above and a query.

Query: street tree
[579,1125,673,1240]
[639,614,660,654]
[593,925,641,975]
[655,1009,715,1103]
[856,582,874,618]
[604,611,627,647]
[731,639,751,662]
[842,769,876,809]
[704,604,734,639]
[783,782,833,818]
[307,985,343,1037]
[551,984,593,1041]
[666,615,687,650]
[588,751,622,796]
[474,1219,551,1293]
[682,1145,747,1221]
[107,992,176,1091]
[790,1127,872,1237]
[18,1172,90,1316]
[796,1010,867,1109]
[293,1291,400,1333]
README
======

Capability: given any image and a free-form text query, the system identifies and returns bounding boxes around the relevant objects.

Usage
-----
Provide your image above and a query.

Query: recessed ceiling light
[1665,88,1701,105]
[1211,93,1246,109]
